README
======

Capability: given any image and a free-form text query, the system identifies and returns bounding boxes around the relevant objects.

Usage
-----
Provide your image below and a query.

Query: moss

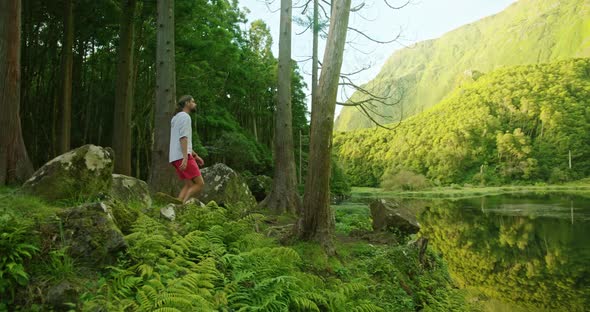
[21,145,114,203]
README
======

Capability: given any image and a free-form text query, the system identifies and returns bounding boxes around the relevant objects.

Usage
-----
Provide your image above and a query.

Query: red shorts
[171,154,202,180]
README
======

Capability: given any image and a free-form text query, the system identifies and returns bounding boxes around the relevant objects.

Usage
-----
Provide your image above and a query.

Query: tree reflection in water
[417,193,590,311]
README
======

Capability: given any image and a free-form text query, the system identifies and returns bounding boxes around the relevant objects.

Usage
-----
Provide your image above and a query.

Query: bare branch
[294,0,312,11]
[318,2,331,20]
[350,2,365,12]
[296,22,312,35]
[340,65,371,76]
[384,0,411,10]
[263,0,281,13]
[347,26,402,44]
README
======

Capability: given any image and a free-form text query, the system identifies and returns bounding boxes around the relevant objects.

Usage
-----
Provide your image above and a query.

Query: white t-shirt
[169,112,193,163]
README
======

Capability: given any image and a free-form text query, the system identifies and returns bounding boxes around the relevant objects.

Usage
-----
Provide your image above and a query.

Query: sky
[238,0,517,117]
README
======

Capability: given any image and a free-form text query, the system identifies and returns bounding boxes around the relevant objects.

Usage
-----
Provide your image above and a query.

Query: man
[169,95,205,203]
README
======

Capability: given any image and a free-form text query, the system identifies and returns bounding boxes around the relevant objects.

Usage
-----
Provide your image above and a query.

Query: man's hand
[191,150,204,166]
[179,156,188,171]
[195,155,204,167]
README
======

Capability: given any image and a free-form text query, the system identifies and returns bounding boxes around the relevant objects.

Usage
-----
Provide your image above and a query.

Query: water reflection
[417,193,590,311]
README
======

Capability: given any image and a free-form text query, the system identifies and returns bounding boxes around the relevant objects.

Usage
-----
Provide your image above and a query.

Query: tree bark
[149,0,178,194]
[311,0,319,100]
[58,0,74,154]
[258,0,301,214]
[113,0,137,175]
[297,0,352,254]
[0,0,34,185]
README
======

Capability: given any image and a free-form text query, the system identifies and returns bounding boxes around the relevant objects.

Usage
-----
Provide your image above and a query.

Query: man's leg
[182,175,204,203]
[178,179,192,202]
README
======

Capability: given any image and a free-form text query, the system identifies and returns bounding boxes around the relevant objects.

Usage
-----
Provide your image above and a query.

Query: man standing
[169,95,205,203]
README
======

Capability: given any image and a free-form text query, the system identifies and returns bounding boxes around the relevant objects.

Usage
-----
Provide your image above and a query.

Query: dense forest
[18,0,308,179]
[335,0,590,131]
[334,59,590,186]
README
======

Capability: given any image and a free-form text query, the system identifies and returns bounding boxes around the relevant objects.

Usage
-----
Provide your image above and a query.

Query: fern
[0,212,39,301]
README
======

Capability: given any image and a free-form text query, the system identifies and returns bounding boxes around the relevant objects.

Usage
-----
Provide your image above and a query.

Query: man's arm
[179,137,189,170]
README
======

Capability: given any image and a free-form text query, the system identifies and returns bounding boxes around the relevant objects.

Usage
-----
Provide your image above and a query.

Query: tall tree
[149,0,178,193]
[58,0,74,154]
[0,0,34,185]
[259,0,301,214]
[297,0,352,254]
[311,0,319,100]
[113,0,138,175]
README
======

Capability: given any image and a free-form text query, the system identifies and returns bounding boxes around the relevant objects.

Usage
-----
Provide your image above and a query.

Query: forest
[334,59,590,187]
[335,0,590,131]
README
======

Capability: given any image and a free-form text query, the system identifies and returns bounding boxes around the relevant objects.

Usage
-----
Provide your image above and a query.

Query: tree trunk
[149,0,178,194]
[0,0,34,185]
[113,0,137,175]
[311,0,319,100]
[297,0,352,254]
[58,0,74,154]
[258,0,301,214]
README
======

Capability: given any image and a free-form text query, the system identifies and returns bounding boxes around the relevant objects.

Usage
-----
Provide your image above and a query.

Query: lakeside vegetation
[0,187,472,311]
[349,178,590,200]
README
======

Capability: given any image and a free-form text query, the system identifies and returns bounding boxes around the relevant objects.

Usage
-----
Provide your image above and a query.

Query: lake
[354,192,590,311]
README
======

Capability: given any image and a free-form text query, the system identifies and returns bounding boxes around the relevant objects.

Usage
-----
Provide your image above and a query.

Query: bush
[331,157,352,199]
[381,169,430,191]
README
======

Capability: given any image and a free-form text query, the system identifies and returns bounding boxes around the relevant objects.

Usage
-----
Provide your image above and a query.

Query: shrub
[381,169,429,191]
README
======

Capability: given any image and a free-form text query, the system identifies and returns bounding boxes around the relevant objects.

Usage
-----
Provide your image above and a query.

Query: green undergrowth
[1,186,470,311]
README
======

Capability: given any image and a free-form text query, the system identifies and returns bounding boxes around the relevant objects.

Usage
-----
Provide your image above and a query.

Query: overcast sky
[238,0,517,117]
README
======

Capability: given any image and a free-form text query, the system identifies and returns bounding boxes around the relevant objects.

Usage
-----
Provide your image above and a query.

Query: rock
[109,174,152,207]
[185,197,205,207]
[197,163,256,209]
[246,175,272,202]
[153,192,183,205]
[57,201,127,265]
[369,199,420,234]
[160,204,176,221]
[106,199,140,234]
[47,280,78,310]
[21,144,114,202]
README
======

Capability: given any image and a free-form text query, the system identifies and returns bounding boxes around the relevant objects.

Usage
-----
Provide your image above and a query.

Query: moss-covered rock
[197,163,256,209]
[246,174,272,202]
[106,200,140,235]
[56,202,127,265]
[21,145,114,202]
[369,199,421,234]
[109,174,152,207]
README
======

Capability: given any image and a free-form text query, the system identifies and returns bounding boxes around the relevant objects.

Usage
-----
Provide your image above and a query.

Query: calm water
[411,193,590,311]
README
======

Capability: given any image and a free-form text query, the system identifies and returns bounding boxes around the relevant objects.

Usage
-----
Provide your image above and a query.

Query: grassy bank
[351,179,590,200]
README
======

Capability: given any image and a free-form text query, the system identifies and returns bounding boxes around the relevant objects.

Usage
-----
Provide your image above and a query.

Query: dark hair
[174,95,194,114]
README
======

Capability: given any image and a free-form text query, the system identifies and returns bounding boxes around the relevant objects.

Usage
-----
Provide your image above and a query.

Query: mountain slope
[335,0,590,131]
[333,59,590,186]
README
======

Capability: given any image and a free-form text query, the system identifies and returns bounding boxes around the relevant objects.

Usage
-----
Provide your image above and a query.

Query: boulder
[109,174,152,207]
[369,199,420,234]
[56,201,127,265]
[47,280,78,310]
[21,145,114,202]
[246,174,272,201]
[153,192,183,205]
[160,204,176,221]
[196,163,256,208]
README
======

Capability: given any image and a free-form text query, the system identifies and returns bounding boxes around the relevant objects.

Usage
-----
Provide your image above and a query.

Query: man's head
[178,95,196,113]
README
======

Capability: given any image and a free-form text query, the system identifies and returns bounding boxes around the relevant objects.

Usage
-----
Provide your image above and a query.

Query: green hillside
[333,59,590,186]
[335,0,590,131]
